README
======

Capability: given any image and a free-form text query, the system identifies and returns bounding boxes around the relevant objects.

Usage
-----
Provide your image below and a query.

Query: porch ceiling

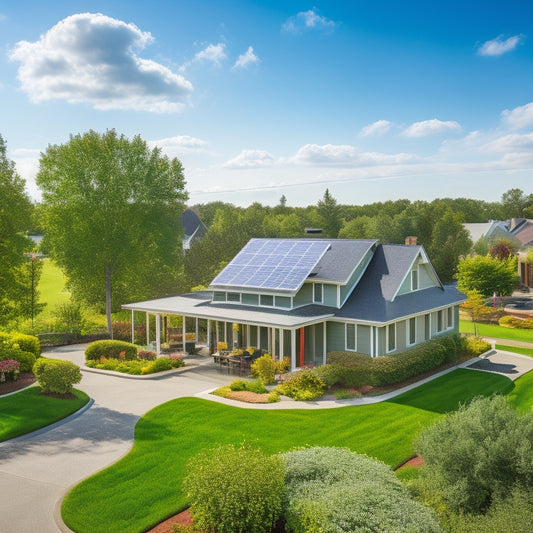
[122,291,335,328]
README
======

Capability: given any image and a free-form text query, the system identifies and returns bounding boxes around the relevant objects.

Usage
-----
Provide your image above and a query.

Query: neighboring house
[123,238,465,370]
[463,221,521,249]
[181,208,207,251]
[509,218,533,249]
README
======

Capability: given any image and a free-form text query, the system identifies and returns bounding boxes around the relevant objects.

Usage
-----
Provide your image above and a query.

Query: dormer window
[313,283,323,303]
[411,268,418,291]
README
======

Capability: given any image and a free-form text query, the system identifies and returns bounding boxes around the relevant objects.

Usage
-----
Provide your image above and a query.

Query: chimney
[405,236,418,246]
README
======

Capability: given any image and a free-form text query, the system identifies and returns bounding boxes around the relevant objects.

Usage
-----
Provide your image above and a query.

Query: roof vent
[305,228,323,234]
[405,236,418,246]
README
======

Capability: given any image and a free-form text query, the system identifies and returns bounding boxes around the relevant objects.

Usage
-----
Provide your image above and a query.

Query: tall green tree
[500,188,533,218]
[0,134,33,326]
[37,130,188,334]
[456,255,519,297]
[317,189,342,238]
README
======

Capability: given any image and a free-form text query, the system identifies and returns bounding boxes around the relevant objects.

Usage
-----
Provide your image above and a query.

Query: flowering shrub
[86,355,184,375]
[169,354,185,368]
[217,342,228,351]
[0,341,36,373]
[85,340,138,361]
[251,353,276,385]
[275,356,290,374]
[0,359,21,382]
[137,350,157,361]
[276,369,325,401]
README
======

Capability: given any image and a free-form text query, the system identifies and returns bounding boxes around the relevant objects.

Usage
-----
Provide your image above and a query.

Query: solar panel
[211,239,330,292]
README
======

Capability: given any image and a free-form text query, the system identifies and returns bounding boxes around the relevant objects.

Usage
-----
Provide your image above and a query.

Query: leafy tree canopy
[0,134,33,326]
[37,129,188,332]
[456,254,519,297]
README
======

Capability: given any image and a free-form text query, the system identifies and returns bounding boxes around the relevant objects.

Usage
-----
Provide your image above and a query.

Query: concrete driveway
[466,349,533,380]
[0,344,229,533]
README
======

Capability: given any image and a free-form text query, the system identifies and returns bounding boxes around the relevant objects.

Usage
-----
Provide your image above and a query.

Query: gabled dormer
[394,247,443,299]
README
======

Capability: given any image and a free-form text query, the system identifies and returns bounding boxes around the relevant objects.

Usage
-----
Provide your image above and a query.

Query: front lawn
[0,387,90,442]
[495,343,533,358]
[62,369,516,533]
[460,319,533,342]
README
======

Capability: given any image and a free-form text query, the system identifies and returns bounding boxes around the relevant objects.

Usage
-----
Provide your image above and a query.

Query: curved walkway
[1,345,531,532]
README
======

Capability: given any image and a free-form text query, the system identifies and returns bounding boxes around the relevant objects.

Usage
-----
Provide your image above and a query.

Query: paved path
[0,345,229,533]
[1,345,531,533]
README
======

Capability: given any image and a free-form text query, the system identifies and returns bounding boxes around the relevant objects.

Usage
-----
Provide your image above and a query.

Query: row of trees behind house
[1,129,532,334]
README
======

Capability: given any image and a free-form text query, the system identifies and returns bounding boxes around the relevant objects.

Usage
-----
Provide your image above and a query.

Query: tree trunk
[105,264,113,338]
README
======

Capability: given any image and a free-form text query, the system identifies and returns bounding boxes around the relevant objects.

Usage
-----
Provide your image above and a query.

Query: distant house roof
[181,208,207,250]
[511,219,533,248]
[463,221,510,243]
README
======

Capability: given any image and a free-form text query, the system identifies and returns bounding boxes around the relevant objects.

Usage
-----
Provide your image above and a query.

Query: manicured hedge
[33,358,82,394]
[0,341,36,373]
[3,332,41,357]
[85,340,138,361]
[327,335,460,387]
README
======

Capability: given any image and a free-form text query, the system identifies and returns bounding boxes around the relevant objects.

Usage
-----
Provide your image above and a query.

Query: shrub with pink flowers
[0,359,21,382]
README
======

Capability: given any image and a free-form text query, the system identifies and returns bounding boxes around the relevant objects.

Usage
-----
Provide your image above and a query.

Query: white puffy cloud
[288,143,415,166]
[402,119,461,138]
[193,43,227,65]
[478,34,524,56]
[10,148,41,201]
[282,9,336,33]
[481,132,533,153]
[10,12,193,113]
[502,101,533,130]
[359,120,393,137]
[148,135,209,157]
[232,46,260,69]
[223,149,275,169]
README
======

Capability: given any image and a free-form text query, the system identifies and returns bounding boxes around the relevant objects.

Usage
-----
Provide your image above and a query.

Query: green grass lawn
[0,387,89,442]
[39,258,70,320]
[495,343,533,358]
[460,319,533,342]
[62,368,518,533]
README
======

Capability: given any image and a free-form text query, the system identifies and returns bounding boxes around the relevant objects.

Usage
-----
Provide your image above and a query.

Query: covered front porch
[122,291,334,371]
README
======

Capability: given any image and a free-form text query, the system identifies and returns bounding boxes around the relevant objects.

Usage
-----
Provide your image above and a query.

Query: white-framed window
[411,268,419,291]
[447,307,454,329]
[437,310,444,332]
[387,323,396,353]
[313,283,323,303]
[260,294,274,307]
[345,323,357,351]
[408,317,416,345]
[424,314,431,340]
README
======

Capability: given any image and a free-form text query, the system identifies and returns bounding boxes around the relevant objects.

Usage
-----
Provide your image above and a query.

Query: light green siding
[376,326,386,356]
[294,283,313,307]
[396,320,407,352]
[419,263,437,289]
[326,321,346,352]
[357,325,371,355]
[323,284,337,306]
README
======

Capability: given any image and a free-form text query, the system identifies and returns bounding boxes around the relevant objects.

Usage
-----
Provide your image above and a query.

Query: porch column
[195,318,198,342]
[271,328,276,360]
[146,312,150,346]
[323,322,327,365]
[207,320,211,352]
[183,315,186,352]
[246,325,250,347]
[279,328,284,360]
[291,329,297,371]
[131,310,135,344]
[299,327,305,367]
[155,314,161,355]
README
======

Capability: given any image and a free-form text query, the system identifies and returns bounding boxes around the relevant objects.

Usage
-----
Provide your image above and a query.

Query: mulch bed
[395,455,425,470]
[0,372,36,396]
[146,509,193,533]
[226,390,271,403]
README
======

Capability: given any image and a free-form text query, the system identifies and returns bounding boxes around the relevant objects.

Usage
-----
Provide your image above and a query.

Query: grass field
[0,387,89,442]
[61,369,518,533]
[495,343,533,357]
[39,258,70,319]
[460,319,533,342]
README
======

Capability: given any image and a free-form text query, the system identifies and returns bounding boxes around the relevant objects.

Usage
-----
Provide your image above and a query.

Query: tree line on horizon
[1,129,532,334]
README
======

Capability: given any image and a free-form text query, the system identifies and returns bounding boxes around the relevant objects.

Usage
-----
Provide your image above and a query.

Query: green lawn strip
[460,320,533,342]
[39,258,70,320]
[62,369,513,533]
[495,343,533,357]
[507,370,533,413]
[0,387,89,442]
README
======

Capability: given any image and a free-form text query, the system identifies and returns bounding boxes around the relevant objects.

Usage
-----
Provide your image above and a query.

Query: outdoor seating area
[212,346,264,376]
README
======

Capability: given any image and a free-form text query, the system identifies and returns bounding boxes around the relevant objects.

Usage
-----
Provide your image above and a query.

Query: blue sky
[1,1,533,207]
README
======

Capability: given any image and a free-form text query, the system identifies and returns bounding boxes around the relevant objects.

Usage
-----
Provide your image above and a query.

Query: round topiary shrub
[85,340,138,361]
[0,342,36,373]
[8,333,41,357]
[33,358,82,394]
[184,443,284,533]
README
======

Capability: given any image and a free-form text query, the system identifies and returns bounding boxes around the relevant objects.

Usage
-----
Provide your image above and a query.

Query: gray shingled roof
[310,239,378,283]
[334,244,464,322]
[122,291,335,328]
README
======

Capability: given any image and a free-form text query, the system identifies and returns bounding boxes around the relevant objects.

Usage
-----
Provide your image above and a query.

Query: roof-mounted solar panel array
[211,239,331,292]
